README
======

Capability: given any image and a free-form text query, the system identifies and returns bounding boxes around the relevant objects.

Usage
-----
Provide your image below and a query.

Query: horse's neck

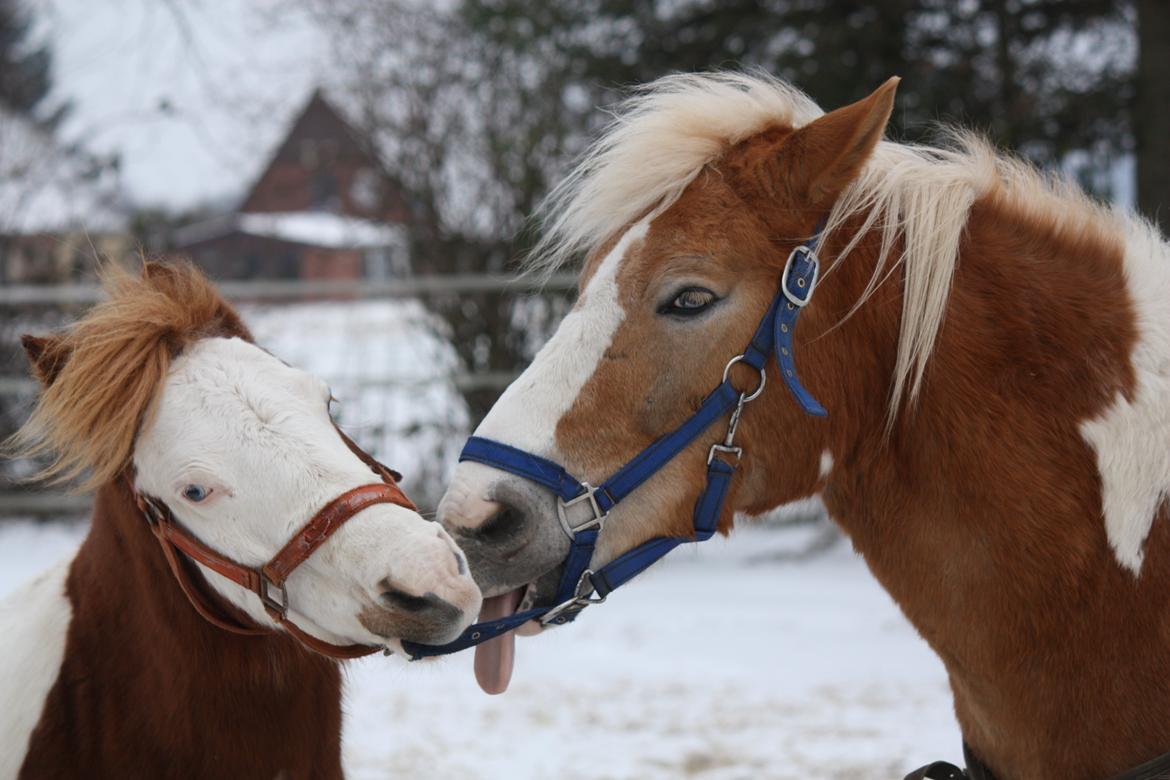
[819,199,1170,779]
[19,481,344,778]
[76,481,320,683]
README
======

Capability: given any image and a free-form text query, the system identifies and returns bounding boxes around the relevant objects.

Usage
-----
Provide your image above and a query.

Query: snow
[0,518,963,778]
[235,212,406,250]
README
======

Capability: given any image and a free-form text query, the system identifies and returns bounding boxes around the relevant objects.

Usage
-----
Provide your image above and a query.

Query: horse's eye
[183,485,211,503]
[660,287,718,317]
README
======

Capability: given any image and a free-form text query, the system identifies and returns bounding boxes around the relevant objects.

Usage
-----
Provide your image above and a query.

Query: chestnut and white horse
[438,73,1170,780]
[0,262,480,779]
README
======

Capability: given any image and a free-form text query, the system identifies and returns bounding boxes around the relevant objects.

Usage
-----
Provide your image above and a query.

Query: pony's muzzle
[357,541,481,645]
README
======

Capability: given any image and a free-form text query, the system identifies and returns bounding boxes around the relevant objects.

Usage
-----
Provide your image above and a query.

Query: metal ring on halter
[721,354,767,402]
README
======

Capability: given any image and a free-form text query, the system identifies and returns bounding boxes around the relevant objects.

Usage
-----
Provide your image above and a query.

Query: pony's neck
[78,481,317,680]
[20,480,344,778]
[808,197,1170,779]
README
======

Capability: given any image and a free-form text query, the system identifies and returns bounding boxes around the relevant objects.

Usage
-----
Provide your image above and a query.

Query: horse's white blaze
[441,221,648,524]
[1080,220,1170,575]
[0,560,73,778]
[134,337,477,646]
[477,220,647,450]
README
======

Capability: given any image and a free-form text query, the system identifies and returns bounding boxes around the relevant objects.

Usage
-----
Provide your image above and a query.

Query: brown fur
[15,262,345,778]
[20,483,343,780]
[550,83,1167,779]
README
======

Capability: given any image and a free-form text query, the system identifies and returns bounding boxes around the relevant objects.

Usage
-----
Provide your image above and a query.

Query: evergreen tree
[0,0,52,116]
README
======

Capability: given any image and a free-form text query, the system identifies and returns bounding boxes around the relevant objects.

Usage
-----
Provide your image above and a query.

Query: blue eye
[183,485,211,503]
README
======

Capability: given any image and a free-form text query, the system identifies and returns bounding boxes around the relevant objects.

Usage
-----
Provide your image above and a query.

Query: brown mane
[7,261,250,489]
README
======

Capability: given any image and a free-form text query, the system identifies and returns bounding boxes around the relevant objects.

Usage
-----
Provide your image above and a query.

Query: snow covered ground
[0,518,963,779]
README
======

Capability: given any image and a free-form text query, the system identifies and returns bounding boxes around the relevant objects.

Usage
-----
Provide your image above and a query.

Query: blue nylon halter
[402,226,827,660]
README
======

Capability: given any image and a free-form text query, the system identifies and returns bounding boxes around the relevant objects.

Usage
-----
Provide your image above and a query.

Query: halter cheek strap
[130,427,417,661]
[401,223,827,660]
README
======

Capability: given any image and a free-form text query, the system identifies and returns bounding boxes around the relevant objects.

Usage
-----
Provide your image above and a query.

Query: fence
[0,272,577,518]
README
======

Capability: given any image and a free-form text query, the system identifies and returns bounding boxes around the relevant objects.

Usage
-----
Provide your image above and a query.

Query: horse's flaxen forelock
[6,260,250,490]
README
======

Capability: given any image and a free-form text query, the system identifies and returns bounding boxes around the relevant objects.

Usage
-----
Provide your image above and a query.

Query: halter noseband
[130,426,416,660]
[402,223,827,660]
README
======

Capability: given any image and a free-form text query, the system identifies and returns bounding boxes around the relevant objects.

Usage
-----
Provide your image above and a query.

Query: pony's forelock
[6,261,249,490]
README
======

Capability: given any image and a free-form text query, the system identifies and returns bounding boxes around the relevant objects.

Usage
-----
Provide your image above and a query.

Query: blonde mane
[7,261,249,489]
[529,71,1127,414]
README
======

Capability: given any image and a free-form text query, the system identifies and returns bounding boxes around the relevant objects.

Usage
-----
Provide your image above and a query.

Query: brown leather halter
[129,427,417,660]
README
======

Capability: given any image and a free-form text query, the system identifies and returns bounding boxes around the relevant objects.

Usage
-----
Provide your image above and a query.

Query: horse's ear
[22,333,71,388]
[776,77,899,211]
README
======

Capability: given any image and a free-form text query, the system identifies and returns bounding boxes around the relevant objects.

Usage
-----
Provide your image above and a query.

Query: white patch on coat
[477,220,648,450]
[133,337,478,647]
[1080,219,1170,574]
[439,221,648,526]
[0,560,73,778]
[818,450,834,479]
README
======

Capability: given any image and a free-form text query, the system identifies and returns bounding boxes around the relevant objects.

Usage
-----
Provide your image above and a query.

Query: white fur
[0,560,73,779]
[1080,219,1170,574]
[526,71,1122,418]
[133,337,478,647]
[476,221,648,450]
[818,450,834,480]
[440,221,647,528]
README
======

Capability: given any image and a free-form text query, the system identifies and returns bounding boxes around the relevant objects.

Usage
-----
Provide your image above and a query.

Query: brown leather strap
[125,431,416,659]
[262,483,412,589]
[335,424,408,488]
[156,534,268,636]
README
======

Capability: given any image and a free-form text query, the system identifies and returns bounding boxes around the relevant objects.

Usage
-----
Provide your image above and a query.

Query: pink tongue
[473,588,523,695]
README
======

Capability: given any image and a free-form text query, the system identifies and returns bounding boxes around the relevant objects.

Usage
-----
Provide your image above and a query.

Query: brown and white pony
[438,73,1170,779]
[0,262,481,779]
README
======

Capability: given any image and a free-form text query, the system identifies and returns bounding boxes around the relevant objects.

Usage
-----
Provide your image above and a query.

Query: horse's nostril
[468,505,525,542]
[381,590,432,613]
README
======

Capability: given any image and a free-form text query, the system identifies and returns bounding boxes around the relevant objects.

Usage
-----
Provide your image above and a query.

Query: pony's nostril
[452,549,467,576]
[380,585,441,613]
[468,505,525,542]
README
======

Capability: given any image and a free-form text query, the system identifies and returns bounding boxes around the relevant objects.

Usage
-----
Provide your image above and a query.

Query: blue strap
[460,437,586,501]
[775,244,828,417]
[595,381,741,510]
[554,527,599,601]
[589,537,682,598]
[401,605,547,658]
[589,456,736,598]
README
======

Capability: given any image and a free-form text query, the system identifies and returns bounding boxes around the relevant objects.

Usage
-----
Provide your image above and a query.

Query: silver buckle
[707,443,743,465]
[556,483,607,538]
[259,575,289,618]
[540,569,606,626]
[781,245,820,308]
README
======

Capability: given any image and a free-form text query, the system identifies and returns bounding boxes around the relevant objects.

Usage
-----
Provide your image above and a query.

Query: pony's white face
[133,337,481,650]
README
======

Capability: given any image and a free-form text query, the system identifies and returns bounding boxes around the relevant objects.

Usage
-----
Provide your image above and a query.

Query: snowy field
[0,518,963,779]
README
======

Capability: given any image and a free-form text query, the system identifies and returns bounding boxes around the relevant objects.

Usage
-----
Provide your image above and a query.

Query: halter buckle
[556,483,607,538]
[781,245,820,308]
[540,569,605,626]
[259,575,289,619]
[707,443,743,465]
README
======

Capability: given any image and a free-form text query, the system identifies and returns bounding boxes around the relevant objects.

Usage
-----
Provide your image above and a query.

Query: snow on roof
[236,212,405,250]
[0,107,125,234]
[174,211,406,250]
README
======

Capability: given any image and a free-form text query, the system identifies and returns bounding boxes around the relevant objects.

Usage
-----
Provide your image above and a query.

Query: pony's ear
[22,333,71,388]
[776,77,899,212]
